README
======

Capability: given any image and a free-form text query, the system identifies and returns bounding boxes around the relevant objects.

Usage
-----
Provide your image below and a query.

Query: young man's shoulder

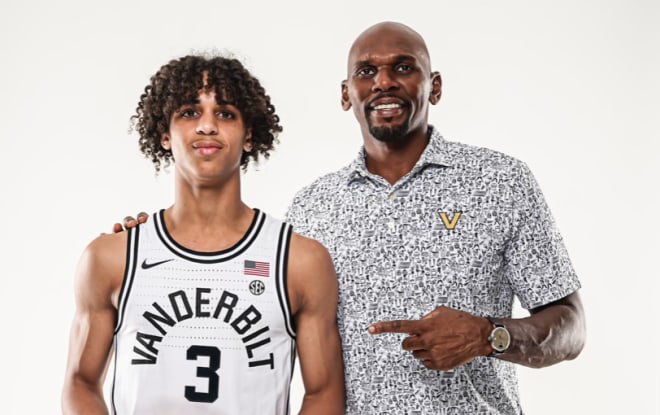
[288,231,331,262]
[285,231,336,313]
[84,231,129,261]
[77,230,130,284]
[72,229,131,307]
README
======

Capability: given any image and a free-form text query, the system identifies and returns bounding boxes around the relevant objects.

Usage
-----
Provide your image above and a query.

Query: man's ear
[341,81,352,111]
[243,129,253,152]
[429,71,442,105]
[161,133,171,150]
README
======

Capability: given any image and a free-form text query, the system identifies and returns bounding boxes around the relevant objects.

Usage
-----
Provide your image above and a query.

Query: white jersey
[112,209,296,415]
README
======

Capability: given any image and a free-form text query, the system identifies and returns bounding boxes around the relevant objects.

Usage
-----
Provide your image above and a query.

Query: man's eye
[396,64,412,73]
[356,67,375,77]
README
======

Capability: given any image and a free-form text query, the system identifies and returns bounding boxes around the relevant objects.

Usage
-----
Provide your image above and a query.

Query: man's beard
[368,119,410,143]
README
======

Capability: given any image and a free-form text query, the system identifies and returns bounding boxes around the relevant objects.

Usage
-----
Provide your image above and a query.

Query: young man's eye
[217,110,235,119]
[180,109,197,118]
[396,64,412,73]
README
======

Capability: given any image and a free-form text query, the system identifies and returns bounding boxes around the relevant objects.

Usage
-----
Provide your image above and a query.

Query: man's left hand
[368,306,493,371]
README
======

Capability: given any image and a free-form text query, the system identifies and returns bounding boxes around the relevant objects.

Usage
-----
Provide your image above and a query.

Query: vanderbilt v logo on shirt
[439,212,461,230]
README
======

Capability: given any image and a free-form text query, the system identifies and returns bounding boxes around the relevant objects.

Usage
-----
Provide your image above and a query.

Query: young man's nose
[196,113,218,135]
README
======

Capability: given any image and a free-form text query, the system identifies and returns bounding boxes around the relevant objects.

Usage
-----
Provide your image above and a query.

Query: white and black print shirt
[286,126,581,415]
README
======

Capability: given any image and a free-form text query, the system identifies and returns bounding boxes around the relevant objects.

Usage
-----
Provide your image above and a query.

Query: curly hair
[132,54,283,172]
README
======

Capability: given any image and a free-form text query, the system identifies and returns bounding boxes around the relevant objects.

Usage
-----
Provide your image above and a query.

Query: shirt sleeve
[284,190,311,238]
[502,161,581,310]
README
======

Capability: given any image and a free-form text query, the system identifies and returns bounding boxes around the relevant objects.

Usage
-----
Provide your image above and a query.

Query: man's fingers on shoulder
[120,212,149,231]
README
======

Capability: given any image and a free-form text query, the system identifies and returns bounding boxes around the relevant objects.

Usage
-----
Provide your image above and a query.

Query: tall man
[62,54,345,414]
[285,22,585,414]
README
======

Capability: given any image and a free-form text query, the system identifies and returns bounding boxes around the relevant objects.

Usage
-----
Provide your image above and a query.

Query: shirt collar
[346,125,452,183]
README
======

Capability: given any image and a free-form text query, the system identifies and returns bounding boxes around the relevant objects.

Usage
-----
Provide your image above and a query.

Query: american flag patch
[244,260,270,277]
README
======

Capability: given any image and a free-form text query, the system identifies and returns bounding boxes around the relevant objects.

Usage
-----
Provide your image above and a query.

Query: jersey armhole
[114,226,140,334]
[276,222,296,338]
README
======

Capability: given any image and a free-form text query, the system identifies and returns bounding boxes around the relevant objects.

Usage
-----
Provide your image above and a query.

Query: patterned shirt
[285,126,580,414]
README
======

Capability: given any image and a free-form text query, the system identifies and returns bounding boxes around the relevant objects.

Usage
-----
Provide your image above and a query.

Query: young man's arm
[62,233,126,414]
[287,233,345,415]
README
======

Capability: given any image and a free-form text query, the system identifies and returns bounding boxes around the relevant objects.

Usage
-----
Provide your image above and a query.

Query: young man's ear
[161,133,171,150]
[341,81,352,111]
[243,129,253,152]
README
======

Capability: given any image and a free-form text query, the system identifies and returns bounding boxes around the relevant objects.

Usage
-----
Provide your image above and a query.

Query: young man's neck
[165,175,255,251]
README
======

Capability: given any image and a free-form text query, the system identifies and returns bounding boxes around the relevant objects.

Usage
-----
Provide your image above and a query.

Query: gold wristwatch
[487,318,511,356]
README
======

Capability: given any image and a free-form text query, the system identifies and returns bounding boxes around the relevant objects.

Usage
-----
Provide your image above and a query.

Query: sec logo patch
[249,280,265,296]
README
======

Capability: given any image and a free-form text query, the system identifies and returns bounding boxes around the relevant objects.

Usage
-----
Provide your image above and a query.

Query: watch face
[491,327,511,352]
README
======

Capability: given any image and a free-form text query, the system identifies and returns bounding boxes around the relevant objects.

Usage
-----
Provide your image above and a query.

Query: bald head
[347,21,432,75]
[341,21,442,147]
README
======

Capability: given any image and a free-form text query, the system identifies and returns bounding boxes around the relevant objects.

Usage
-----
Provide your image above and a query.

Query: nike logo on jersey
[141,259,174,269]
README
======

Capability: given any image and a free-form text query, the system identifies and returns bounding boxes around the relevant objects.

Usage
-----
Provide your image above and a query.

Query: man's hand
[368,306,493,371]
[112,212,149,233]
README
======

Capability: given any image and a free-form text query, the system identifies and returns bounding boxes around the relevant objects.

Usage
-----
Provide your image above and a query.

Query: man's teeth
[374,103,401,110]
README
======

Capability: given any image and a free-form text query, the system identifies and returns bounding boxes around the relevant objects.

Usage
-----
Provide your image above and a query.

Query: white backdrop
[1,0,658,413]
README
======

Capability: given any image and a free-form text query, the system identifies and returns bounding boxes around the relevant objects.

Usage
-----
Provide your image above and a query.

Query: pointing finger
[368,319,419,335]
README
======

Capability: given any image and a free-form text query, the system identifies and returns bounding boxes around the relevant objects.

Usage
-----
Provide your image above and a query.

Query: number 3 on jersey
[185,345,220,403]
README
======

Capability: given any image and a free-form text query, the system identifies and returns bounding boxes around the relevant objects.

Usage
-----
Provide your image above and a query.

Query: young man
[62,55,344,415]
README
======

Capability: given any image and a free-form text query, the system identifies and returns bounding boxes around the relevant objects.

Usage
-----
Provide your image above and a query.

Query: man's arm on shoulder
[287,233,345,415]
[497,290,586,368]
[62,233,127,414]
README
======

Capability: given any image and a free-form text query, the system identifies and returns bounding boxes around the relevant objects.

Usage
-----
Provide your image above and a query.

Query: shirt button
[388,221,396,230]
[389,192,396,200]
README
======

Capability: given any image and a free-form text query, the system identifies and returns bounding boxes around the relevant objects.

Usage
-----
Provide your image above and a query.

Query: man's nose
[372,69,399,92]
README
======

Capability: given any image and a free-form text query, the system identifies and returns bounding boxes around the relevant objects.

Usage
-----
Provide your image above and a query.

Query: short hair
[132,54,283,172]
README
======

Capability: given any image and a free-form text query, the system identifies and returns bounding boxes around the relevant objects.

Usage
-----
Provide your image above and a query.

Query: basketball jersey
[111,209,296,415]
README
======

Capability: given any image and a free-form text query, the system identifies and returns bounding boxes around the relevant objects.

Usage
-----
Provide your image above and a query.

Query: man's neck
[363,128,429,185]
